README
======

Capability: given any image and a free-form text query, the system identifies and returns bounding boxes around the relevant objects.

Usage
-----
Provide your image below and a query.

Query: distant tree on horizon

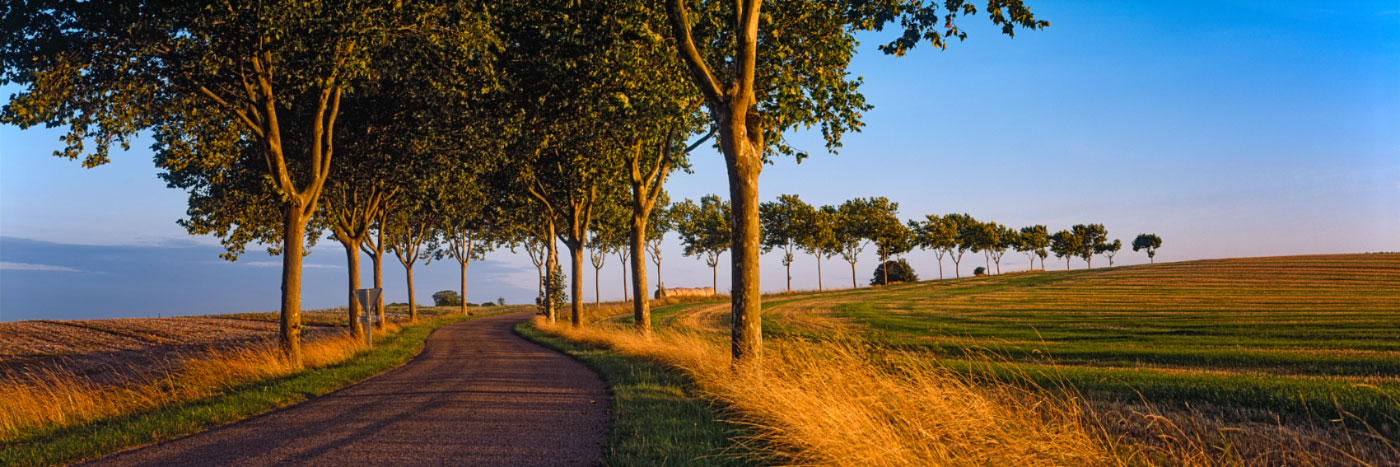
[800,207,840,291]
[911,214,958,280]
[1018,225,1050,271]
[674,195,732,291]
[1072,224,1109,269]
[1050,229,1079,270]
[1133,233,1164,264]
[1098,239,1123,267]
[761,194,816,293]
[947,214,982,278]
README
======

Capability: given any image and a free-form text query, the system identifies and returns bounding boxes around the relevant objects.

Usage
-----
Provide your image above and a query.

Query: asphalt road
[86,312,609,466]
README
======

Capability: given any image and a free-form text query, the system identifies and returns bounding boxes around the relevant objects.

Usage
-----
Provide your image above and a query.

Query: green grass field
[642,254,1400,439]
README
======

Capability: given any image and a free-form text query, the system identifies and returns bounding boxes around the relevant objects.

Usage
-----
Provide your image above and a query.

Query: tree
[1098,239,1123,267]
[945,213,981,278]
[910,215,953,280]
[1049,229,1079,270]
[615,245,631,301]
[833,202,870,289]
[674,195,732,291]
[866,201,912,285]
[385,192,437,322]
[760,194,816,292]
[2,1,496,364]
[661,0,1048,361]
[871,259,917,285]
[1133,233,1163,264]
[1072,224,1109,269]
[646,200,675,294]
[433,290,463,307]
[589,197,629,305]
[601,0,712,334]
[981,222,1017,275]
[799,206,839,291]
[1018,225,1050,271]
[322,174,390,336]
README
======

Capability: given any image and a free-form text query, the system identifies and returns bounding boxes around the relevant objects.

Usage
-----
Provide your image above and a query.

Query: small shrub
[432,290,462,307]
[974,266,986,276]
[871,259,918,285]
[480,302,496,307]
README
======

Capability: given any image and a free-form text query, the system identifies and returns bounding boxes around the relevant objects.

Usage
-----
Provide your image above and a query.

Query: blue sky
[3,1,1398,320]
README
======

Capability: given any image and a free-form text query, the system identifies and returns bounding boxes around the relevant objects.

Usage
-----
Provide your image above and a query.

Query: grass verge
[514,320,755,466]
[1,311,504,466]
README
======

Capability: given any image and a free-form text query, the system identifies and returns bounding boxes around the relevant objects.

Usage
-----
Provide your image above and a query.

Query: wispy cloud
[241,261,343,269]
[0,261,84,272]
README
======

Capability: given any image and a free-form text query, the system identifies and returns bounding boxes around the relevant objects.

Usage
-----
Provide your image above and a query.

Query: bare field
[0,304,468,387]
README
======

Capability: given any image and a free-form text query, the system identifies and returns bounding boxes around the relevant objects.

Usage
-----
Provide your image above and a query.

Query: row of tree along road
[4,0,1056,364]
[627,194,1164,294]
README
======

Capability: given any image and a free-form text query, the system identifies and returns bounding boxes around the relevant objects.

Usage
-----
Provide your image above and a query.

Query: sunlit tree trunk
[849,260,857,289]
[629,215,651,334]
[339,238,364,339]
[280,205,307,366]
[545,227,559,324]
[569,244,584,327]
[404,266,417,321]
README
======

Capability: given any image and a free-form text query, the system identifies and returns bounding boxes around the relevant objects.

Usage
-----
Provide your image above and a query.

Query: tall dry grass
[534,318,1121,466]
[0,322,397,441]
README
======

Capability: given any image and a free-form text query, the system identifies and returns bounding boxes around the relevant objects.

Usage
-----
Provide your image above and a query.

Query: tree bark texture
[570,245,584,327]
[405,266,417,321]
[342,241,363,339]
[629,215,651,335]
[279,205,306,366]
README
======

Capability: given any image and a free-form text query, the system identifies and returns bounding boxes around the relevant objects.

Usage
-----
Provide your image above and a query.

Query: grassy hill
[612,253,1400,461]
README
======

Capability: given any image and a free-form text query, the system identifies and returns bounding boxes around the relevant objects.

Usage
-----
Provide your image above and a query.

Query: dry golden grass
[0,322,398,441]
[534,317,1120,466]
[542,255,1400,466]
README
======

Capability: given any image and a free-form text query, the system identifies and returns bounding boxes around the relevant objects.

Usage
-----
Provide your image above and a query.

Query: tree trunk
[786,260,792,292]
[882,254,889,285]
[816,252,823,291]
[545,233,558,324]
[1086,257,1093,269]
[850,261,857,289]
[343,241,363,339]
[621,259,628,301]
[1066,257,1071,270]
[722,119,767,360]
[594,266,601,306]
[713,263,718,291]
[459,261,468,315]
[370,242,384,330]
[953,256,961,278]
[994,257,1001,275]
[570,244,584,327]
[536,264,544,297]
[405,266,417,322]
[654,255,663,293]
[938,257,944,279]
[279,205,305,366]
[629,215,651,335]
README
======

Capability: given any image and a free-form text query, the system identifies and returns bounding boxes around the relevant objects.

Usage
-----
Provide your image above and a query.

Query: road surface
[87,312,609,466]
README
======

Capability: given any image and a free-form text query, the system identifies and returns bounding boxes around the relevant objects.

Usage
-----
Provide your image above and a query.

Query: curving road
[86,312,609,466]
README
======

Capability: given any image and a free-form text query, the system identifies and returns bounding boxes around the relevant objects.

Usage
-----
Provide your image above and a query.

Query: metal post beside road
[353,288,382,349]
